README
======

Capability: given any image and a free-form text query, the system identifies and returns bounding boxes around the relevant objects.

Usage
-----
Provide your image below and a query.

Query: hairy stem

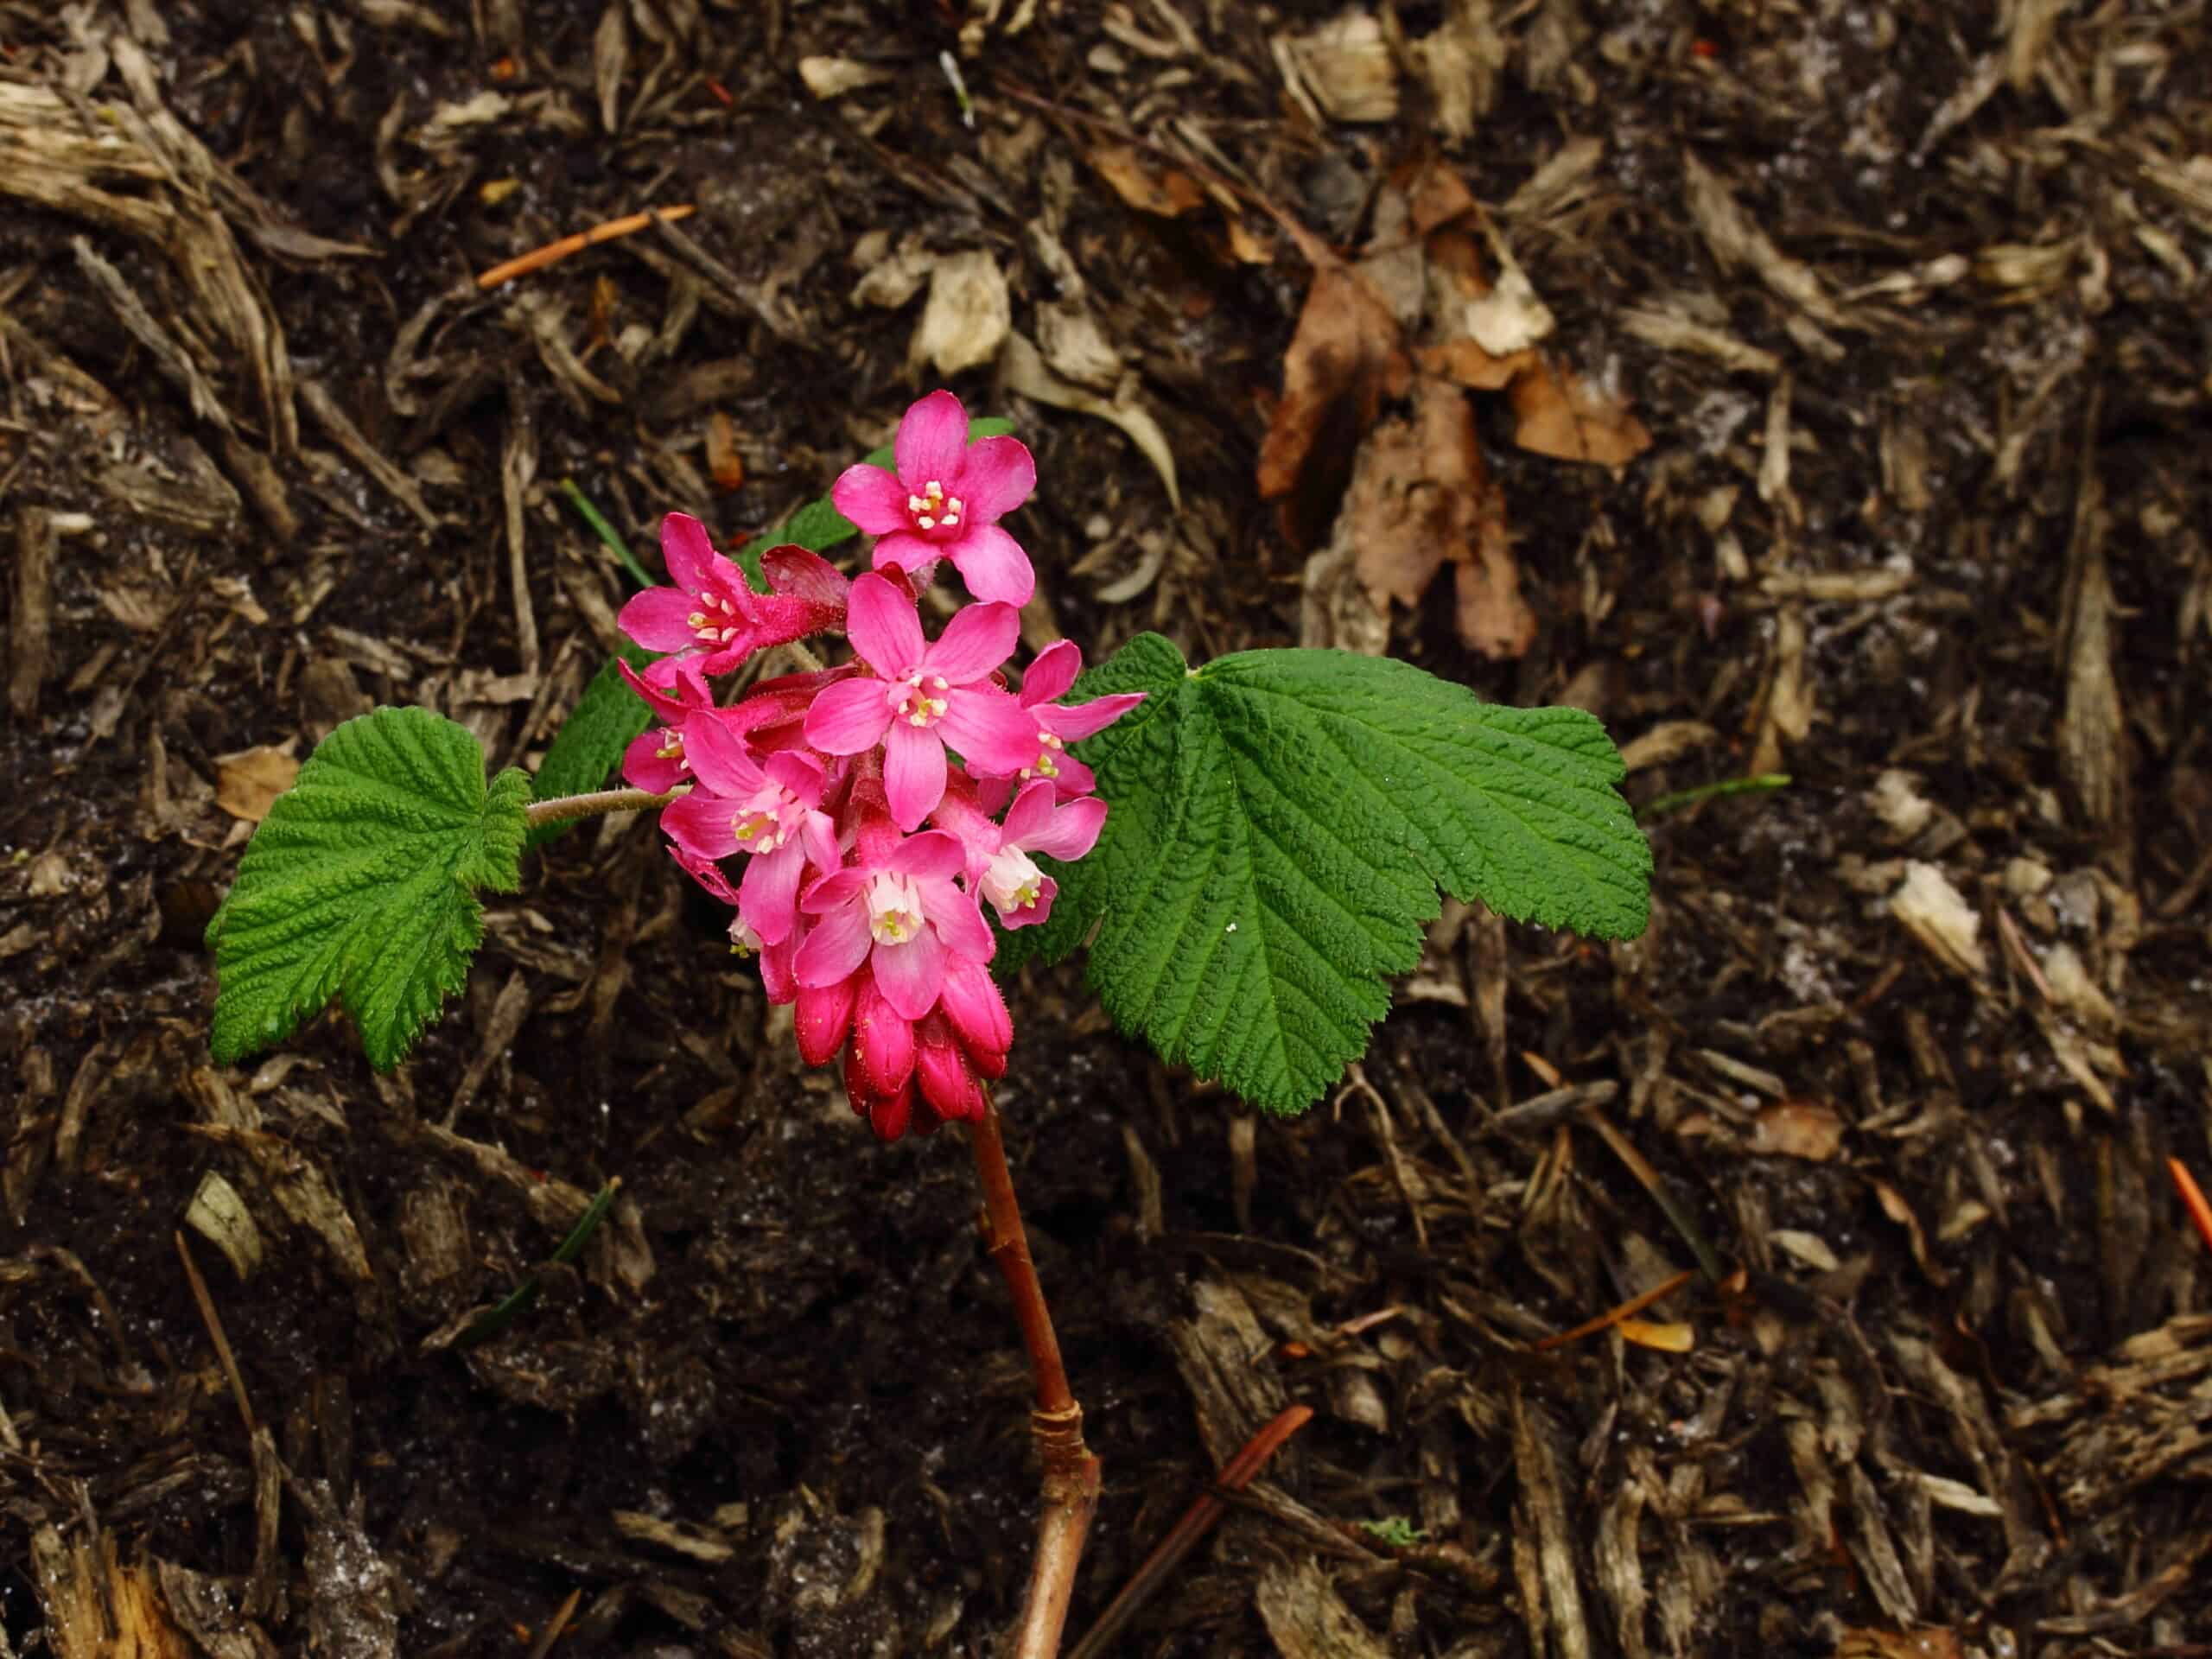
[521,785,682,830]
[969,1101,1101,1659]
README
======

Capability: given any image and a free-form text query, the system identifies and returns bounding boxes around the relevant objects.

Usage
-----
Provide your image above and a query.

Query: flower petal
[882,721,949,831]
[830,463,912,536]
[872,926,945,1020]
[621,728,686,793]
[1039,689,1147,743]
[660,512,716,592]
[761,544,852,615]
[660,791,741,861]
[618,586,709,654]
[680,715,767,798]
[996,873,1058,929]
[1025,794,1107,861]
[868,531,940,583]
[893,390,971,490]
[890,829,967,880]
[740,843,809,944]
[845,572,926,677]
[762,749,824,804]
[953,435,1036,524]
[804,677,894,755]
[943,523,1034,605]
[802,868,871,913]
[940,689,1050,777]
[920,879,994,964]
[998,779,1058,846]
[1020,640,1081,706]
[1046,754,1097,798]
[795,899,872,986]
[923,601,1020,686]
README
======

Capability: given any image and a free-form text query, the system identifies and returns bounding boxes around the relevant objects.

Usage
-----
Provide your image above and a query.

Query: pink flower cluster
[616,392,1143,1140]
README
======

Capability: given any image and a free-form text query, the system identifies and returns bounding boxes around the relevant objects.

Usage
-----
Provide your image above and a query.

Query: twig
[2171,1160,2212,1259]
[1066,1405,1314,1659]
[175,1230,256,1439]
[524,1587,582,1659]
[1531,1267,1697,1352]
[475,204,697,290]
[969,1100,1101,1659]
[523,785,683,830]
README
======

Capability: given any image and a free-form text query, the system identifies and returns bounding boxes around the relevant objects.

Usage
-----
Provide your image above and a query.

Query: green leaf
[747,416,1019,567]
[206,707,532,1071]
[1005,637,1652,1115]
[527,642,655,849]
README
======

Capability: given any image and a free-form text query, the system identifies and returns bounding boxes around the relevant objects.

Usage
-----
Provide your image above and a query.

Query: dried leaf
[1257,265,1408,502]
[707,411,745,493]
[906,250,1010,378]
[1834,1628,1965,1659]
[1510,358,1653,466]
[1889,861,1987,980]
[1618,1318,1695,1352]
[1750,1101,1846,1161]
[1001,332,1179,509]
[1088,143,1206,218]
[215,744,302,823]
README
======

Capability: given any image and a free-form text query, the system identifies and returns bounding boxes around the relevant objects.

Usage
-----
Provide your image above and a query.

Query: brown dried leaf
[1750,1101,1847,1161]
[214,744,301,823]
[1618,1318,1695,1353]
[1510,358,1653,466]
[1257,266,1408,502]
[1452,518,1534,659]
[707,410,745,493]
[1087,143,1206,218]
[1834,1628,1965,1659]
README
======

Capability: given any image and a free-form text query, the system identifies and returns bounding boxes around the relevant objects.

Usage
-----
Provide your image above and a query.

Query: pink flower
[804,574,1039,831]
[998,639,1147,798]
[830,391,1039,605]
[794,826,994,1020]
[620,660,715,793]
[659,717,839,945]
[618,516,848,684]
[932,778,1107,931]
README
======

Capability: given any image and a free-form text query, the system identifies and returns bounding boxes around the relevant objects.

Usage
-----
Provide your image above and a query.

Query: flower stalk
[968,1098,1100,1659]
[522,785,683,830]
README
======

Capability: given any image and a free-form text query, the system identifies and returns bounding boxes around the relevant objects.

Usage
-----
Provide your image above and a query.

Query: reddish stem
[969,1100,1102,1659]
[1067,1405,1316,1659]
[2171,1159,2212,1258]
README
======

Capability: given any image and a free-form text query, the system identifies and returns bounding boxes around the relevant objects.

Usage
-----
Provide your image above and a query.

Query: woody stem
[969,1097,1101,1659]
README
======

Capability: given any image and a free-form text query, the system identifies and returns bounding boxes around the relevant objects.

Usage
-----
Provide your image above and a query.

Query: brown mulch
[3,2,2209,1656]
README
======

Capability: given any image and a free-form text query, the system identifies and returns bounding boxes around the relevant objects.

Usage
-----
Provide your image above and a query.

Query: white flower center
[732,785,801,854]
[686,590,742,645]
[893,671,950,729]
[906,479,964,533]
[1019,729,1065,780]
[981,847,1046,915]
[864,872,927,944]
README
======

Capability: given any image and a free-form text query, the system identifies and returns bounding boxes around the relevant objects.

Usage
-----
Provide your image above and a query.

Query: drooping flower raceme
[617,395,1142,1139]
[830,389,1039,606]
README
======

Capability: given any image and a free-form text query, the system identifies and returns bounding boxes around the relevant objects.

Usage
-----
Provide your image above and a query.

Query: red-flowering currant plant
[204,389,1651,1657]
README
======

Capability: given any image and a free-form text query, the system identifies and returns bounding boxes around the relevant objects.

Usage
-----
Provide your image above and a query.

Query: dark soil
[3,2,2210,1656]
